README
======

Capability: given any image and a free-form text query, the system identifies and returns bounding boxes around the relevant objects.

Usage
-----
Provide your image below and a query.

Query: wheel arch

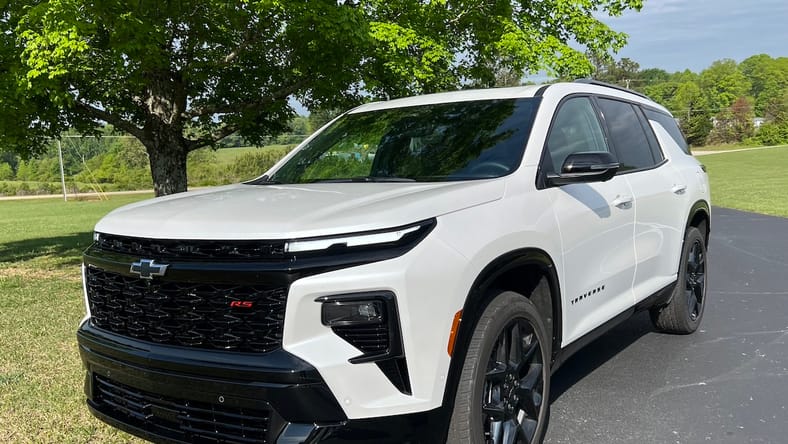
[687,199,711,244]
[436,248,563,441]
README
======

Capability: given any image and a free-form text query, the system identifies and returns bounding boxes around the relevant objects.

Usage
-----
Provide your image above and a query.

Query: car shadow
[549,311,656,402]
[0,231,93,266]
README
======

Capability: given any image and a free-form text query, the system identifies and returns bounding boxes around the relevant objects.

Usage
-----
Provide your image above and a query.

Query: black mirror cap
[546,151,620,186]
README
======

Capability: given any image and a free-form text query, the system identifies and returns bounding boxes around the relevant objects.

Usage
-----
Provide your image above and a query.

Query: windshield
[265,98,540,183]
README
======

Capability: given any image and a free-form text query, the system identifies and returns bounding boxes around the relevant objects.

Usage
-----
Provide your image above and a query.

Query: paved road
[545,208,788,444]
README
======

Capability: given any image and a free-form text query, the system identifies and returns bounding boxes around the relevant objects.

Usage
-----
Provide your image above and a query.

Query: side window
[546,97,609,173]
[644,109,690,154]
[596,98,658,171]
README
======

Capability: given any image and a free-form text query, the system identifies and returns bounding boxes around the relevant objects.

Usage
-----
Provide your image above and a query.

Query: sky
[601,0,788,72]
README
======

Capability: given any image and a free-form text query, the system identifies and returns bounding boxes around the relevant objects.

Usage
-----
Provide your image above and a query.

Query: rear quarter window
[644,109,690,154]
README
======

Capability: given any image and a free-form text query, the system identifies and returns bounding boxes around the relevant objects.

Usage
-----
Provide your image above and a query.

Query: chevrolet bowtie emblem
[130,259,169,280]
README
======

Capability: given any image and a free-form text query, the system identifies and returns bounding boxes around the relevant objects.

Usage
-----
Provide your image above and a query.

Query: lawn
[699,145,788,218]
[0,196,149,443]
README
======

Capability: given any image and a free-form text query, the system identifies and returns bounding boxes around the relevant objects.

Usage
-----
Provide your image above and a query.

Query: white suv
[78,80,710,444]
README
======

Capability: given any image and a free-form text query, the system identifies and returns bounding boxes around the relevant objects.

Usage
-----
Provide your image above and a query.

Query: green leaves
[1,0,644,194]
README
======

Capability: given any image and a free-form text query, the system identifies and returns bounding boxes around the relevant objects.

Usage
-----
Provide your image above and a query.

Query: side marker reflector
[447,310,463,357]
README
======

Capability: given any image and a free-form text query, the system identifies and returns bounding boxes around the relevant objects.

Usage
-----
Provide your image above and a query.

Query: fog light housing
[316,292,412,394]
[321,300,385,327]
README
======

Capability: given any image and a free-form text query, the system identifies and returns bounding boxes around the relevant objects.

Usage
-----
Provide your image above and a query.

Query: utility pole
[57,139,67,202]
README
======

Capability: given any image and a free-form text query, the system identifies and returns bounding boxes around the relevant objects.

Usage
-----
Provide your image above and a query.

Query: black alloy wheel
[650,226,708,334]
[447,286,551,444]
[482,319,544,444]
[685,238,706,321]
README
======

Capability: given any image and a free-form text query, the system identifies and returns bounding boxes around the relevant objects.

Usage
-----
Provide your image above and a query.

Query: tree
[764,90,788,123]
[707,96,754,145]
[672,82,713,146]
[591,56,640,87]
[740,54,787,115]
[638,67,670,86]
[699,59,751,113]
[1,0,644,195]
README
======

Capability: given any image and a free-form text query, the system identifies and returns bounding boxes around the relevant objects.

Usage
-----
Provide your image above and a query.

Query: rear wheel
[650,226,707,334]
[448,283,551,444]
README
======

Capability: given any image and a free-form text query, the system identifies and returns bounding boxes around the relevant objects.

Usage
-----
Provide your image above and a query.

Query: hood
[94,180,505,240]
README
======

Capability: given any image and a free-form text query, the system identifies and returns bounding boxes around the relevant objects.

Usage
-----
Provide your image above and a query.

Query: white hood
[94,180,505,240]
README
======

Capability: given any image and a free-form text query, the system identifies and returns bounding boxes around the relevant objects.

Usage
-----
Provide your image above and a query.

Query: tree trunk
[140,70,190,197]
[145,133,189,197]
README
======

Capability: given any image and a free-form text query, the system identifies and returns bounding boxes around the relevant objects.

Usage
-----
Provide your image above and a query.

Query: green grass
[692,142,752,152]
[214,145,295,166]
[0,196,150,443]
[701,145,788,217]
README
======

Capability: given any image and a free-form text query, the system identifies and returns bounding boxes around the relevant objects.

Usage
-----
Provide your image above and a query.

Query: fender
[433,248,562,442]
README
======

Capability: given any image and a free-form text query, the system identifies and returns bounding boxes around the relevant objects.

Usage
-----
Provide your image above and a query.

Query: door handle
[612,195,633,209]
[672,184,687,195]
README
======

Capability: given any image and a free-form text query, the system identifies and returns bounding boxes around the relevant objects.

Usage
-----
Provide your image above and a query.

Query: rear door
[595,98,686,303]
[540,96,637,345]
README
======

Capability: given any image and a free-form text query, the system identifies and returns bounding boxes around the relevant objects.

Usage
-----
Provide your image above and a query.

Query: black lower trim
[78,321,348,444]
[79,321,450,444]
[551,280,677,372]
[289,408,446,444]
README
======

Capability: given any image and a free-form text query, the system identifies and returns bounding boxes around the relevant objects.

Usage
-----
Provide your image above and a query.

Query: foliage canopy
[1,0,642,195]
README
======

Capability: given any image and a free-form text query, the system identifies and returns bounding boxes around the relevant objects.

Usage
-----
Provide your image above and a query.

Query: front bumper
[78,323,445,443]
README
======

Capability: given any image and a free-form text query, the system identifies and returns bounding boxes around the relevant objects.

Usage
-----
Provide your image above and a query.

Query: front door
[541,96,636,345]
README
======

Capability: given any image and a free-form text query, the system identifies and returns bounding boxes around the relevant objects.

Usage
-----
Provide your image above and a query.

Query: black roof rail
[574,78,652,101]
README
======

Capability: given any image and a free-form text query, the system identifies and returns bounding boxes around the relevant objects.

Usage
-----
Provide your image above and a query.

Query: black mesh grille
[86,267,286,353]
[95,233,285,261]
[94,376,271,444]
[332,324,389,354]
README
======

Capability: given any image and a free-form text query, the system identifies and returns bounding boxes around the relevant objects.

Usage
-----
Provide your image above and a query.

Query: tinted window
[268,99,540,183]
[545,97,609,173]
[644,109,690,154]
[597,98,657,171]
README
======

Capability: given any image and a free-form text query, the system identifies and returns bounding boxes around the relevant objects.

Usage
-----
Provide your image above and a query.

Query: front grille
[94,376,271,444]
[86,267,286,353]
[95,233,286,261]
[332,324,389,354]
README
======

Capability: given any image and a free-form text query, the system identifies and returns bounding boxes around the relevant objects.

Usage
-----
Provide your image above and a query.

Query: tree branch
[185,79,307,119]
[221,14,261,66]
[188,123,240,151]
[74,101,146,142]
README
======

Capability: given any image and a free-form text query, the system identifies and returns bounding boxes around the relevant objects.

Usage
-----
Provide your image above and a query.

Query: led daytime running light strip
[285,225,421,253]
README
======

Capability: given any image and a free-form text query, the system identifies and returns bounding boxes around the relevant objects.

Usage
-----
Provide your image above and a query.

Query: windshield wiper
[312,176,416,183]
[360,176,416,182]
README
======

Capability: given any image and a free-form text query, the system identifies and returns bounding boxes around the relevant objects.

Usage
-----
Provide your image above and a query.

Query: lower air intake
[94,376,272,444]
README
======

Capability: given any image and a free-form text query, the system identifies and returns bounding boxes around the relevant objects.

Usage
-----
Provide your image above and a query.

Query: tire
[650,226,708,334]
[447,282,552,444]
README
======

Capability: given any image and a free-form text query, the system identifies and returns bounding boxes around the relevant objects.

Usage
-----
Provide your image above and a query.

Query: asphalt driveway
[545,207,788,444]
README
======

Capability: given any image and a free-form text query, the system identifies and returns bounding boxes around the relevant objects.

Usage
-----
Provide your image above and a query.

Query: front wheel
[448,284,552,444]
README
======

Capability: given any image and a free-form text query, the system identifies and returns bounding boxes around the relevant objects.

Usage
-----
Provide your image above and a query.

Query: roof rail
[574,78,652,101]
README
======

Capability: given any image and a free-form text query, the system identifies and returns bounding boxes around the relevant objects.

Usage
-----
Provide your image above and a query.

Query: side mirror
[546,151,620,186]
